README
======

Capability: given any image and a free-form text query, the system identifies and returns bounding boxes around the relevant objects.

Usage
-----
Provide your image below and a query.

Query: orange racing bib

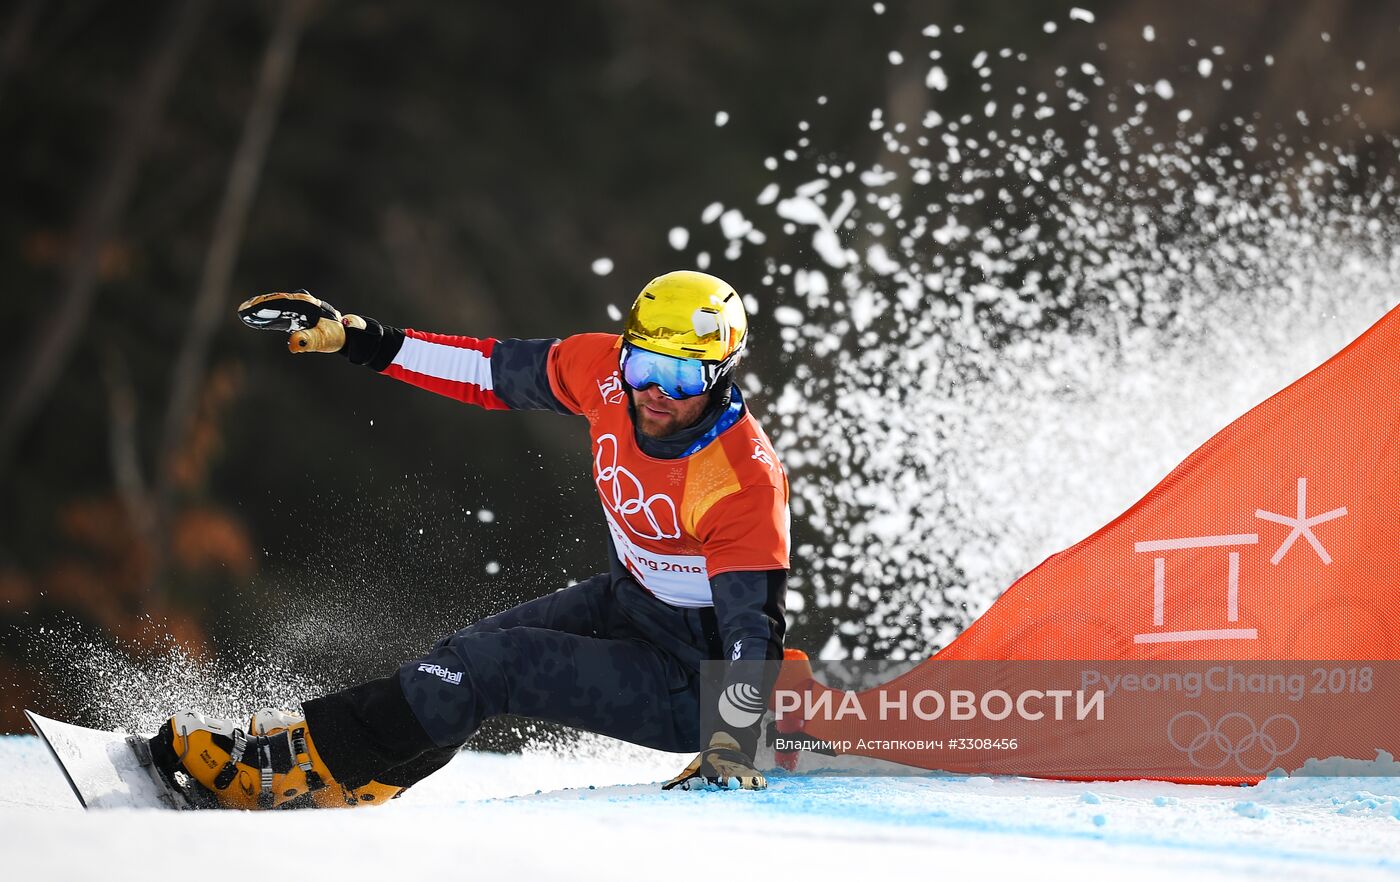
[546,334,790,607]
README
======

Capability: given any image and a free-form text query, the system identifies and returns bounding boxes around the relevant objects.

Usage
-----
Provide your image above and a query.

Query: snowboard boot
[148,709,403,810]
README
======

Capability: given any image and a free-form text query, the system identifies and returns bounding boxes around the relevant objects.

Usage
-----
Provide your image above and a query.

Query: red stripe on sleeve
[383,363,510,410]
[402,329,497,355]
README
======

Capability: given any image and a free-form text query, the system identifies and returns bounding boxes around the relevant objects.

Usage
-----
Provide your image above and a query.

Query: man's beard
[635,407,682,438]
[630,390,711,438]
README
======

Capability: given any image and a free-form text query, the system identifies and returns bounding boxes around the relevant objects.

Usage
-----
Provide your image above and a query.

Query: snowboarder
[150,270,790,808]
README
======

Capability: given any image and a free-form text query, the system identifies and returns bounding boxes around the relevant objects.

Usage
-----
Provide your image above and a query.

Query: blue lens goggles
[619,344,726,400]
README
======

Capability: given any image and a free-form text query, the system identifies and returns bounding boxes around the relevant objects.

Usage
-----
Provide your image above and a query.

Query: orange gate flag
[936,302,1398,662]
[772,303,1398,781]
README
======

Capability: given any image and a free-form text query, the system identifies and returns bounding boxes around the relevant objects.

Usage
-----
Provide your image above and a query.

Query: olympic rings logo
[594,434,681,540]
[1166,711,1301,773]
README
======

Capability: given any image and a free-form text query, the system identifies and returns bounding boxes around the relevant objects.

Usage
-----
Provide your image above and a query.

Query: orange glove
[662,732,767,791]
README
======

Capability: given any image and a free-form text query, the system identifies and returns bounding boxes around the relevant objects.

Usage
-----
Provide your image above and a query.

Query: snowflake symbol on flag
[1254,477,1348,565]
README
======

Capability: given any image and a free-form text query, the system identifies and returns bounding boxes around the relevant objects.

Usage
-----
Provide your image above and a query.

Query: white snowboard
[25,710,189,810]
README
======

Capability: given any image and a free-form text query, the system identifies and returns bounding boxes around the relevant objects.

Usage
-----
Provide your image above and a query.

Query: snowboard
[25,709,191,810]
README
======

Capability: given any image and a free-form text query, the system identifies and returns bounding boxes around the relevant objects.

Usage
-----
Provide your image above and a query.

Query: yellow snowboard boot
[149,709,402,809]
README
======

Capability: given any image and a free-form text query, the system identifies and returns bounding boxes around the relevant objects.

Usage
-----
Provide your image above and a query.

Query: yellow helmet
[622,270,748,363]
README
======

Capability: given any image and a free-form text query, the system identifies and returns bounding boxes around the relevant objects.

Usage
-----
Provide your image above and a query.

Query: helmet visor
[620,344,718,400]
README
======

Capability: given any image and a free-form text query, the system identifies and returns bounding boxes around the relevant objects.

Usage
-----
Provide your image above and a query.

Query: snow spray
[675,10,1399,659]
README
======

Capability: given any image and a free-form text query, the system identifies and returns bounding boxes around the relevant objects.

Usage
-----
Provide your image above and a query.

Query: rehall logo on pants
[417,663,464,686]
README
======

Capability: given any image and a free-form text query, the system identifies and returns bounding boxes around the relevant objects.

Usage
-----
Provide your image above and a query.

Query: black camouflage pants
[305,573,718,788]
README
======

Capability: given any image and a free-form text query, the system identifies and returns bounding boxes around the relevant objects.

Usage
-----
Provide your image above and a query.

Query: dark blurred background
[2,0,1397,733]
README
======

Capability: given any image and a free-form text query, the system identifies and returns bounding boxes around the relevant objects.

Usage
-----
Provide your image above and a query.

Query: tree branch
[153,0,318,573]
[0,0,210,477]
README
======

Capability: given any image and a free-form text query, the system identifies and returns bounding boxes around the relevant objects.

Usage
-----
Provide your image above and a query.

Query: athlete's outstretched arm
[663,480,790,791]
[341,318,572,413]
[236,290,574,413]
[662,566,786,791]
[711,567,787,750]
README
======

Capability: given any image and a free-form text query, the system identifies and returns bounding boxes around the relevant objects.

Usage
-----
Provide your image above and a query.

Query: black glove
[236,290,397,368]
[662,732,767,791]
[236,290,363,354]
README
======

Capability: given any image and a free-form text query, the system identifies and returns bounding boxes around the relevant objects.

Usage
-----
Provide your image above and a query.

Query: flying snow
[677,21,1400,658]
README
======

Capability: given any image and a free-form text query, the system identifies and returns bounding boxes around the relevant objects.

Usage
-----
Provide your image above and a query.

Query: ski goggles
[619,343,732,400]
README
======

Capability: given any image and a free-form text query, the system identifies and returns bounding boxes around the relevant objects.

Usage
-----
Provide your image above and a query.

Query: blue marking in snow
[498,773,1400,872]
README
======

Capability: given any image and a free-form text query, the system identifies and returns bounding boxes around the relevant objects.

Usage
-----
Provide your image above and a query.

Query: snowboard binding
[133,729,211,809]
[146,710,402,810]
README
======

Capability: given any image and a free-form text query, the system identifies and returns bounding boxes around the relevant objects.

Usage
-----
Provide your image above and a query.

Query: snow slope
[3,734,1397,880]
